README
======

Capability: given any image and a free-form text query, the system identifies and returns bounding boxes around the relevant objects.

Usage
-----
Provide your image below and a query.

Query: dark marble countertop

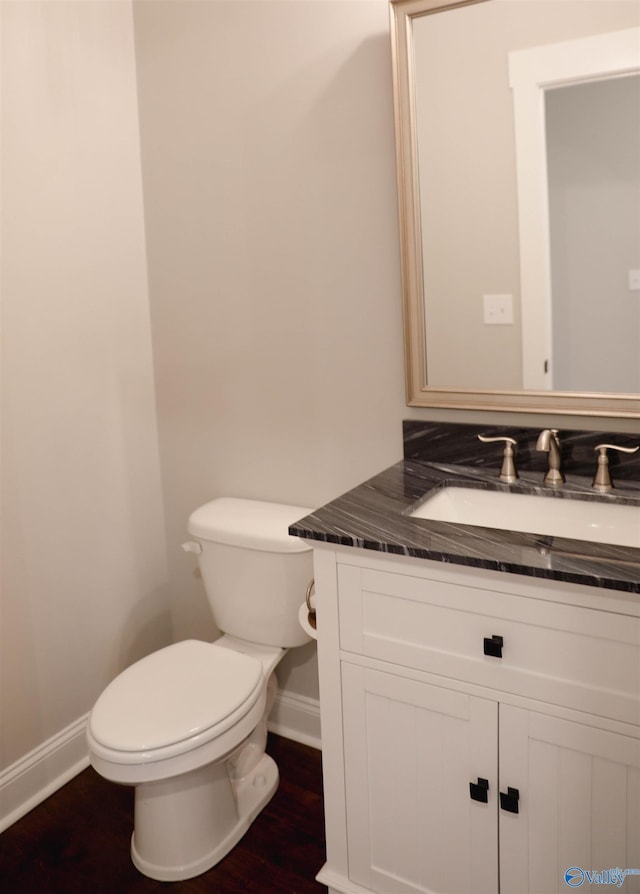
[290,423,640,595]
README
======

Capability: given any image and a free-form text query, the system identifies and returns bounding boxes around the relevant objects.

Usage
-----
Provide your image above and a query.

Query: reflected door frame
[509,26,640,391]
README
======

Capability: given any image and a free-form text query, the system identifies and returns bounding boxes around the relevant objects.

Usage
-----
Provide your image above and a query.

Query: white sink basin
[410,487,640,549]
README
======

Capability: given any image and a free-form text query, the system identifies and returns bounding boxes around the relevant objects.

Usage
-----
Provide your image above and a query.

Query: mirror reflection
[547,74,640,394]
[393,0,640,414]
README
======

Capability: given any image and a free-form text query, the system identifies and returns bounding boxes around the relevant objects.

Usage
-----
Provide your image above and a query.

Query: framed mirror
[390,0,640,416]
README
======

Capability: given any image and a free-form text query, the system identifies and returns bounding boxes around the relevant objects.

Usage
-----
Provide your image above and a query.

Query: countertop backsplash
[402,420,640,481]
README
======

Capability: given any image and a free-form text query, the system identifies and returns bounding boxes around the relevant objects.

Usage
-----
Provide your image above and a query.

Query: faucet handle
[592,443,639,492]
[478,435,518,483]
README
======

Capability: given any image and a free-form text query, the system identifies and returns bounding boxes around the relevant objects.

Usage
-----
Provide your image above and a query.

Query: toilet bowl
[86,498,313,881]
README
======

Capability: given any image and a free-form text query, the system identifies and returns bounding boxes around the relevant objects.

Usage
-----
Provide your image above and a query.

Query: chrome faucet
[536,428,565,486]
[592,443,639,492]
[477,434,518,483]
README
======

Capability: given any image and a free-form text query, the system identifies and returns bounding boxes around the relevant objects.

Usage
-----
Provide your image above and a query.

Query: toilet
[86,497,313,882]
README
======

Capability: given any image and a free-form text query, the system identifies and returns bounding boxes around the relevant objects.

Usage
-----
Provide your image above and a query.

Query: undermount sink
[410,486,640,549]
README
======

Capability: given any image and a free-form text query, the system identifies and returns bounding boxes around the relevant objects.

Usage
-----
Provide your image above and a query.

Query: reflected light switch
[483,294,514,325]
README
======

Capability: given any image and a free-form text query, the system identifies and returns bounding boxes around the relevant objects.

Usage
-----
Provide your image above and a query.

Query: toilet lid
[89,641,263,753]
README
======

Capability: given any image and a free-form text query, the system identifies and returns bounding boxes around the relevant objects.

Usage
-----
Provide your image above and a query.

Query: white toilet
[86,497,313,882]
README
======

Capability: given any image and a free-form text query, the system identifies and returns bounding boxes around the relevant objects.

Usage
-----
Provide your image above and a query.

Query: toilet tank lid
[187,497,313,553]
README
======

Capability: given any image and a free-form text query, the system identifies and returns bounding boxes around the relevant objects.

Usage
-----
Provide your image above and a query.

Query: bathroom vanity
[291,423,640,894]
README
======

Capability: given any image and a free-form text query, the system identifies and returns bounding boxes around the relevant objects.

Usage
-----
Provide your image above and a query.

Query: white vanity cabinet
[312,546,640,894]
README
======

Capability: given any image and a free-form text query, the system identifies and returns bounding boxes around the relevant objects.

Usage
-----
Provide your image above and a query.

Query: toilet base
[130,752,279,881]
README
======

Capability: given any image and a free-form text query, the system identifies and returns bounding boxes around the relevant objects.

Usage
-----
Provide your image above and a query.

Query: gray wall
[1,0,171,778]
[131,0,407,697]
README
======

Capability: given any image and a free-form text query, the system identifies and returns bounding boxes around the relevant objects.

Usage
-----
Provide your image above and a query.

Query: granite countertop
[290,423,640,595]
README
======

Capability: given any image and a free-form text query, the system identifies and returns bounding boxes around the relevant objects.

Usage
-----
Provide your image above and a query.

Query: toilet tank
[186,498,314,648]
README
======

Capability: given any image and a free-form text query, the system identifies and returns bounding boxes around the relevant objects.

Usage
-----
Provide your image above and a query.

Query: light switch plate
[483,294,514,325]
[628,269,640,292]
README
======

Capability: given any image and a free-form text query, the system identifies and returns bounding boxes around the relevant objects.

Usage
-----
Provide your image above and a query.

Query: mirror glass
[391,0,640,415]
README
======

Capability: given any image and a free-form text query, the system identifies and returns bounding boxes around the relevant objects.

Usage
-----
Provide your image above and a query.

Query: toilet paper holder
[305,579,316,630]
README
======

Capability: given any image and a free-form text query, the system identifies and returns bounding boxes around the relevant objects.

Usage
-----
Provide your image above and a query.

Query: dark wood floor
[1,734,327,893]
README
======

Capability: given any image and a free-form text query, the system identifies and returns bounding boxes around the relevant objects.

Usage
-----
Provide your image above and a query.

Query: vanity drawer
[337,563,640,725]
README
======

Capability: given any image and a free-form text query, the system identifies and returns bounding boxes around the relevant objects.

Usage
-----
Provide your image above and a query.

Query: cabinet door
[500,705,640,894]
[342,663,498,894]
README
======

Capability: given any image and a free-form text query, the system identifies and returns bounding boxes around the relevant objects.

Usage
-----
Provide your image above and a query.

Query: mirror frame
[390,0,640,417]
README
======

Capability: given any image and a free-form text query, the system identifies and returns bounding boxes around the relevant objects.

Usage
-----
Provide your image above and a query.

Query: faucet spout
[536,429,565,486]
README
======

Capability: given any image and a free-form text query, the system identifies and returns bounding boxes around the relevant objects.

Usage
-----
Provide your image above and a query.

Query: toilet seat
[88,640,264,768]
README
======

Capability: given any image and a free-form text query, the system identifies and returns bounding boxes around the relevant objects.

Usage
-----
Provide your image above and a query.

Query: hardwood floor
[1,735,327,893]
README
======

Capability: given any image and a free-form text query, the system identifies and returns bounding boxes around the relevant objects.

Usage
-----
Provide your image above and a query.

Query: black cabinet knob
[500,787,520,813]
[469,777,489,803]
[483,634,504,658]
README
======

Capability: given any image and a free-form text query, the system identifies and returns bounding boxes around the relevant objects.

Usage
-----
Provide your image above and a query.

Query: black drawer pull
[469,777,489,803]
[500,787,520,813]
[483,634,504,658]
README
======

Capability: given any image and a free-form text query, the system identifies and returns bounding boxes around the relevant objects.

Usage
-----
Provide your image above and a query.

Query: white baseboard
[317,865,375,894]
[0,714,90,833]
[268,689,322,750]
